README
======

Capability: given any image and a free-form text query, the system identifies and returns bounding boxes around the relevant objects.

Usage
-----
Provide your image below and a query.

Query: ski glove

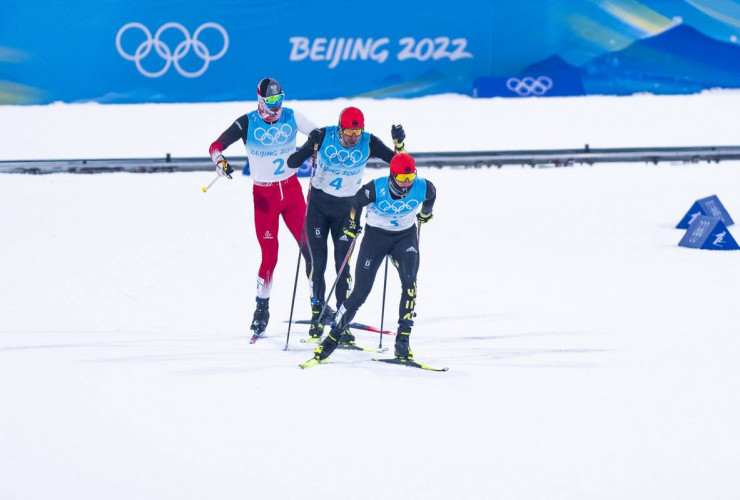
[417,211,433,224]
[391,124,405,151]
[216,157,233,179]
[343,217,362,239]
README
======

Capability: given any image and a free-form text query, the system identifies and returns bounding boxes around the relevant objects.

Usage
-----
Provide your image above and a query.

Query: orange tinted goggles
[394,172,416,182]
[343,128,362,137]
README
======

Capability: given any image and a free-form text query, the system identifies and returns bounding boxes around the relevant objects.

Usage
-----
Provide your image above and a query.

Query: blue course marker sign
[678,216,739,250]
[676,195,734,229]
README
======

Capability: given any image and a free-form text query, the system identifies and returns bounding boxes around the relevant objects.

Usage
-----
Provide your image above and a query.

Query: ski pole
[316,229,358,328]
[377,139,401,349]
[200,174,220,193]
[284,144,319,351]
[284,247,303,351]
[379,256,389,349]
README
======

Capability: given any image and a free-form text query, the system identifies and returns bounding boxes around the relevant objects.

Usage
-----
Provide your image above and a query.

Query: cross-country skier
[287,107,406,345]
[209,77,316,339]
[307,153,436,364]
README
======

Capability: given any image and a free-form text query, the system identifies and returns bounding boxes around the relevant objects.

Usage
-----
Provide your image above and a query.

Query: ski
[372,357,449,372]
[338,343,388,354]
[299,338,387,353]
[298,358,325,369]
[286,319,394,336]
[344,322,395,336]
[249,332,264,344]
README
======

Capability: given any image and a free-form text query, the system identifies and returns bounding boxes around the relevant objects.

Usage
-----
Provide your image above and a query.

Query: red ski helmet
[389,153,416,195]
[339,106,364,129]
[338,107,364,147]
[390,153,416,176]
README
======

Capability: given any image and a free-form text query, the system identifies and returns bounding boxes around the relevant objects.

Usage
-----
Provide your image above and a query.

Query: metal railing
[2,145,739,174]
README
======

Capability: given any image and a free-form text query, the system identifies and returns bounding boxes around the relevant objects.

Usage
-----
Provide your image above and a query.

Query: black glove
[216,157,233,179]
[417,211,433,224]
[391,124,405,147]
[343,216,362,239]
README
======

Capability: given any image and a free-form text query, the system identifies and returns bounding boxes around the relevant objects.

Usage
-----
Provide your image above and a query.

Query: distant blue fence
[1,0,739,104]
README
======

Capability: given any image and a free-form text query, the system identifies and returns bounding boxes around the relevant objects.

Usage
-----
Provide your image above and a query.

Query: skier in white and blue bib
[287,107,405,344]
[309,153,436,363]
[209,77,317,340]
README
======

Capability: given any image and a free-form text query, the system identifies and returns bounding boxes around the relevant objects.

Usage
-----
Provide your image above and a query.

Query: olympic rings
[116,22,228,78]
[253,124,294,145]
[377,199,420,214]
[324,145,365,166]
[506,76,553,97]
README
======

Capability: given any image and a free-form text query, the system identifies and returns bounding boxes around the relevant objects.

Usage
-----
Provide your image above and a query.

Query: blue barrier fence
[1,0,739,104]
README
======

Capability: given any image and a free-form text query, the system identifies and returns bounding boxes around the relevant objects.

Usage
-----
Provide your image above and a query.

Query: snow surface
[1,92,739,500]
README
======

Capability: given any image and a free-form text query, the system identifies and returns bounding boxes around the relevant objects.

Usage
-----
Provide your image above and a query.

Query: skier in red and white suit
[209,77,317,337]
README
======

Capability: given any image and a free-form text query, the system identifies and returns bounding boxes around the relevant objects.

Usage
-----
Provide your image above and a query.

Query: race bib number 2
[273,158,285,175]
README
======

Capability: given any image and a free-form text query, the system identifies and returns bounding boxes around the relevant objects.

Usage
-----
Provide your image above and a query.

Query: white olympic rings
[377,199,420,214]
[253,124,294,145]
[116,22,228,78]
[506,76,553,97]
[324,145,364,166]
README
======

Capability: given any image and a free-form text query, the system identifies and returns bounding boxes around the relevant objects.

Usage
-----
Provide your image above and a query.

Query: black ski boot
[307,299,336,342]
[338,328,356,347]
[250,298,270,336]
[321,303,336,325]
[313,327,342,361]
[307,298,325,342]
[394,319,414,360]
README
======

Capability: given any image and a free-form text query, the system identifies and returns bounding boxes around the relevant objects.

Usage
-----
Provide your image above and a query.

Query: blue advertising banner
[2,0,740,104]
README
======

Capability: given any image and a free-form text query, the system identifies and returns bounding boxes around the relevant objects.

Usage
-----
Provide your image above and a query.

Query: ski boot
[312,327,342,362]
[337,328,356,348]
[394,319,414,360]
[307,298,331,343]
[321,303,336,325]
[250,298,270,336]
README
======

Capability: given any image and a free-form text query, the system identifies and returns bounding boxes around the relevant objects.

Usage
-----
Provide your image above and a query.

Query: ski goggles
[394,172,416,182]
[342,128,363,137]
[263,93,284,108]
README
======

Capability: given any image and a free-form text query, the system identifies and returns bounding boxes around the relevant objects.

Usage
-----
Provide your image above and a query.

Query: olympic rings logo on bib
[116,22,228,78]
[377,199,420,214]
[253,124,294,145]
[325,145,364,166]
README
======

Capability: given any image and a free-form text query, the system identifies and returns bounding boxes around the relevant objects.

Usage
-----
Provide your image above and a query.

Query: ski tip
[299,358,321,370]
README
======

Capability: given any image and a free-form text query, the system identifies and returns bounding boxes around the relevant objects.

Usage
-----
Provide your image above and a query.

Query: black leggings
[305,189,355,308]
[336,225,419,329]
